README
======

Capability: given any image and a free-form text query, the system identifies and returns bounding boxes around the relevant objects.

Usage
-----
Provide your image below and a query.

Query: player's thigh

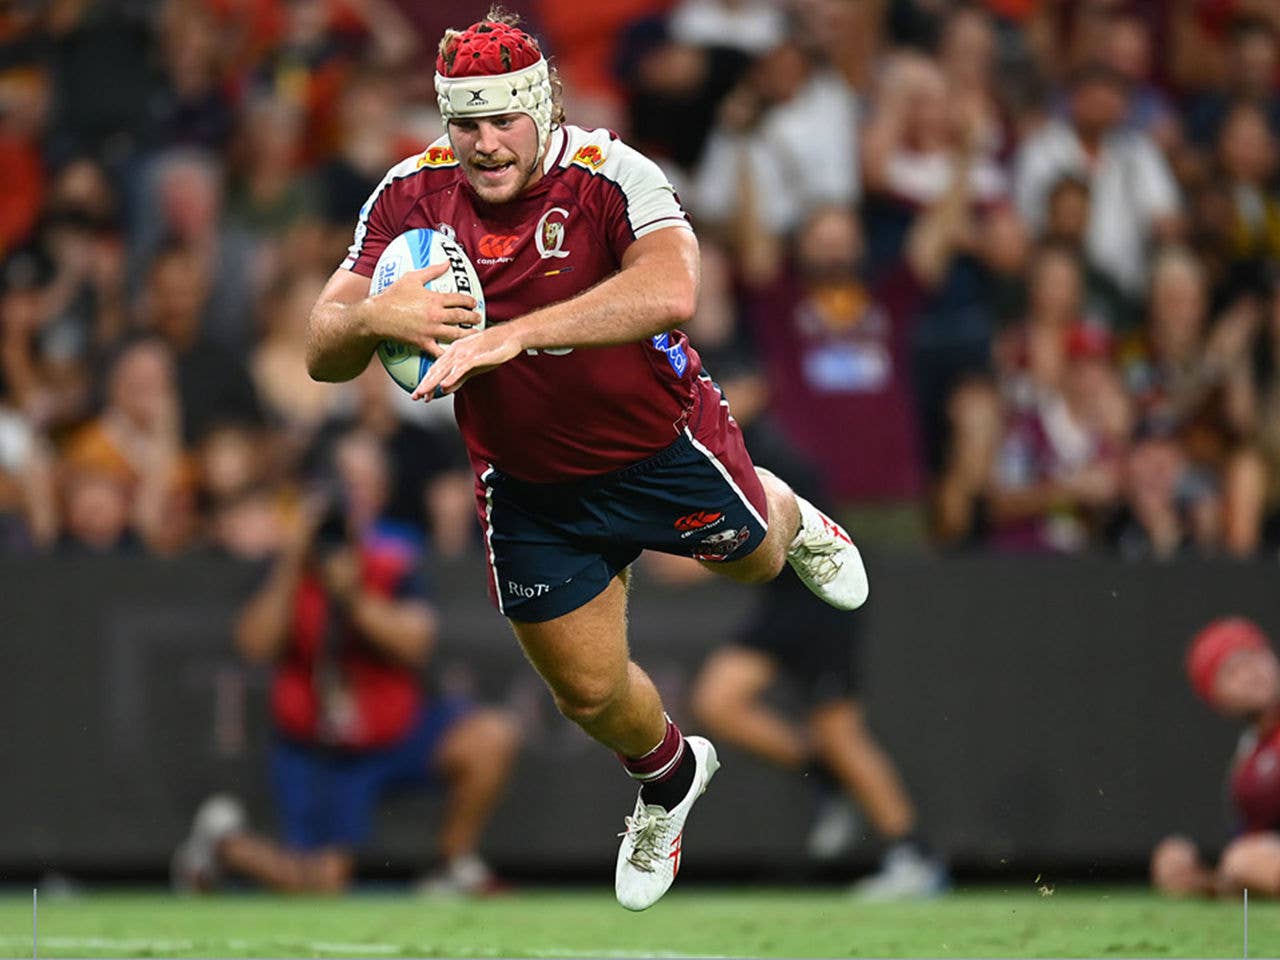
[692,647,778,721]
[510,573,632,706]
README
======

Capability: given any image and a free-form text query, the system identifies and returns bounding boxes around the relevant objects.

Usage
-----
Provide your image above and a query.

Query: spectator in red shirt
[173,429,520,894]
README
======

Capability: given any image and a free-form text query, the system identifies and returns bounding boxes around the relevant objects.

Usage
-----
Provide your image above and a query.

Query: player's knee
[552,679,623,728]
[732,539,787,585]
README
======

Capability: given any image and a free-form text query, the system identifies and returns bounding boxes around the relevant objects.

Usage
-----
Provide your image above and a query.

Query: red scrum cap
[435,16,554,159]
[436,19,542,77]
[1186,617,1270,703]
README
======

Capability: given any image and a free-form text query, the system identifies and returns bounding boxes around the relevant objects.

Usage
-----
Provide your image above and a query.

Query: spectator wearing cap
[1151,617,1280,899]
[1014,64,1182,298]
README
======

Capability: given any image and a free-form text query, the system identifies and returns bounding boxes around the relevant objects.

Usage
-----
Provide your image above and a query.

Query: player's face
[450,114,544,204]
[1213,648,1280,716]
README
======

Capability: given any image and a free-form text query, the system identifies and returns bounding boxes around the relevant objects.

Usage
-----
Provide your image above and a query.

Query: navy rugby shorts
[472,376,770,622]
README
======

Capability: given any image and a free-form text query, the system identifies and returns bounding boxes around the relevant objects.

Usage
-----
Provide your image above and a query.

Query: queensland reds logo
[692,527,751,561]
[478,234,521,258]
[535,207,570,259]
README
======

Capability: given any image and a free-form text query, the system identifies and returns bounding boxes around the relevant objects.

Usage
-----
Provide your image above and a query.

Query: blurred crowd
[6,0,1280,561]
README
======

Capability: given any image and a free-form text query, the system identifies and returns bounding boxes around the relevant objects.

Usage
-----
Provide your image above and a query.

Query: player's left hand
[412,326,524,400]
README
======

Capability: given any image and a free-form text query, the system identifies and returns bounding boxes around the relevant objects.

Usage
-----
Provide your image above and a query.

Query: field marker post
[32,888,36,959]
[1244,887,1249,958]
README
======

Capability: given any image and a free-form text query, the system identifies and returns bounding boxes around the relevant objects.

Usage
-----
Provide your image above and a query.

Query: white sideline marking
[299,942,402,955]
[0,935,400,955]
[0,933,724,959]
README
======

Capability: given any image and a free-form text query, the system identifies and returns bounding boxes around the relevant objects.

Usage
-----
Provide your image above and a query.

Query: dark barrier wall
[0,554,1265,877]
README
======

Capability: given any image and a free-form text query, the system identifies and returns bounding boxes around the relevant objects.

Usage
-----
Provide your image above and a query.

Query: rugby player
[1151,617,1280,898]
[305,8,868,910]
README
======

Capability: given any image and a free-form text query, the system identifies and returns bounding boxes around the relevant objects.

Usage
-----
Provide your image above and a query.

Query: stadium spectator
[859,50,1006,276]
[958,245,1129,552]
[174,429,520,894]
[0,398,54,551]
[1014,64,1182,297]
[1039,173,1134,331]
[56,464,136,554]
[313,368,474,559]
[739,205,926,522]
[131,149,255,353]
[1211,102,1280,302]
[1118,248,1259,557]
[0,65,47,259]
[1097,6,1177,149]
[60,336,199,554]
[144,0,238,153]
[1152,617,1280,898]
[311,68,409,255]
[693,38,861,237]
[138,242,263,443]
[224,95,319,279]
[612,9,754,174]
[251,269,342,443]
[1183,18,1280,150]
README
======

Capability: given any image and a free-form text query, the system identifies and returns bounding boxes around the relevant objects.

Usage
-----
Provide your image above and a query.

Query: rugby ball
[370,229,486,393]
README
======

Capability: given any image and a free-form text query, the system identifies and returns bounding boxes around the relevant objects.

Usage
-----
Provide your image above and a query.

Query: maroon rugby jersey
[1232,722,1280,833]
[342,125,699,482]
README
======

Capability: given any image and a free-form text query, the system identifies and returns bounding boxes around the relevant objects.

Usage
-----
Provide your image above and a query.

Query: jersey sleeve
[598,140,692,260]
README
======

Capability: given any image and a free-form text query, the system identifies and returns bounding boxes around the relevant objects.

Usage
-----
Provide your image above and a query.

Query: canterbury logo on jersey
[416,146,457,168]
[478,234,521,258]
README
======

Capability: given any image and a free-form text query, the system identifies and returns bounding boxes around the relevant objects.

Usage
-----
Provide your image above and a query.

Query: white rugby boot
[171,794,245,893]
[615,736,720,911]
[787,496,869,610]
[806,793,861,861]
[851,843,949,901]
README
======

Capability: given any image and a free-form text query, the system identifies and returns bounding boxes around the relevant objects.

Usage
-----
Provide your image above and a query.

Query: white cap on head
[434,58,554,161]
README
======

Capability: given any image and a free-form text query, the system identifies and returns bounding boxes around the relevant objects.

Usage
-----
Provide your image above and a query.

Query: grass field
[0,886,1271,958]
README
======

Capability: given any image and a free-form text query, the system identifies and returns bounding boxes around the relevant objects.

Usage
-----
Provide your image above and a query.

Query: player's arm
[412,226,698,399]
[305,263,482,383]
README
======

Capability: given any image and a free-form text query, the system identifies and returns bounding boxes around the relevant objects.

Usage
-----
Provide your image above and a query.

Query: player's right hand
[369,263,481,356]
